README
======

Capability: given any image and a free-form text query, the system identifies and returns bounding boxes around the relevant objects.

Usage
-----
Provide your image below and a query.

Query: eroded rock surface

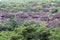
[0,10,60,27]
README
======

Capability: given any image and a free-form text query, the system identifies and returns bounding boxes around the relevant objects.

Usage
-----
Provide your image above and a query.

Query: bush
[0,22,60,40]
[14,23,51,40]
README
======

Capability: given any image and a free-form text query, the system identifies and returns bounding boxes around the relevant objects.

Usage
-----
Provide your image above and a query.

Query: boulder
[52,12,60,20]
[15,12,29,21]
[46,19,60,27]
[40,15,49,23]
[42,8,50,12]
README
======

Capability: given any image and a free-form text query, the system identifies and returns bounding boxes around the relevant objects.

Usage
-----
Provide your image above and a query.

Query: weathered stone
[15,12,29,22]
[40,15,49,23]
[42,8,50,12]
[46,19,60,27]
[52,12,60,20]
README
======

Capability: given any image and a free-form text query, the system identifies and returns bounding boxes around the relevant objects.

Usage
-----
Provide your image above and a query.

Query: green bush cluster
[0,0,60,12]
[1,0,60,12]
[0,1,43,12]
[0,21,60,40]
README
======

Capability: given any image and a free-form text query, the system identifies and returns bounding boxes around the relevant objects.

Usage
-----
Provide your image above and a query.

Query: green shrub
[14,23,51,40]
[0,18,19,31]
[0,22,60,40]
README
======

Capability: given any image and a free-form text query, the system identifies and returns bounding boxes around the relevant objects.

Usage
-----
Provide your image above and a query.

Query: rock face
[0,10,60,27]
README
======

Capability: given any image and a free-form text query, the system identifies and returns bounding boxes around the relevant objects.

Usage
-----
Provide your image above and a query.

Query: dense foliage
[0,20,60,40]
[0,0,60,12]
[0,0,60,40]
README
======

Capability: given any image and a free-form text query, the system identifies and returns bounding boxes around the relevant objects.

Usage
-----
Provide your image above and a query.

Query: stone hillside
[0,9,60,27]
